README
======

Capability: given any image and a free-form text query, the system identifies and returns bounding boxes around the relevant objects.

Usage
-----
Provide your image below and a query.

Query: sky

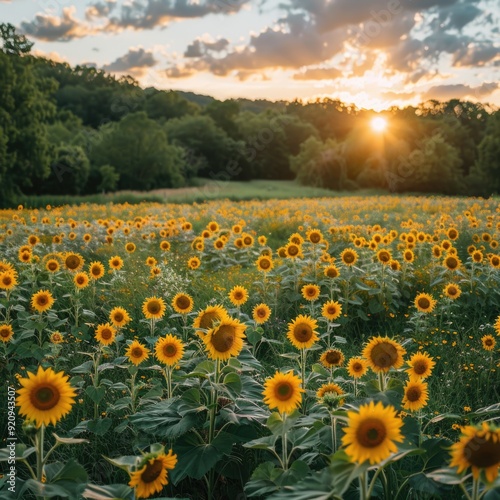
[1,0,499,110]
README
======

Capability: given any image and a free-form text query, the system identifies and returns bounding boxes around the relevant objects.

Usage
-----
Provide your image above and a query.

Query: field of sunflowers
[0,195,499,500]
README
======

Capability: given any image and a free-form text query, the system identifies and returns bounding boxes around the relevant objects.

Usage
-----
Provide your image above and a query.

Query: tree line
[1,23,499,206]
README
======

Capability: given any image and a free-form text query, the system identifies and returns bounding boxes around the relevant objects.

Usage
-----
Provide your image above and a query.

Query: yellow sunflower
[31,290,55,313]
[50,331,64,344]
[109,256,124,270]
[324,265,340,278]
[256,255,274,272]
[341,400,404,464]
[402,378,429,411]
[129,449,177,499]
[0,270,17,290]
[389,260,401,271]
[447,228,459,240]
[376,249,392,265]
[494,315,500,336]
[125,242,136,253]
[95,323,117,346]
[347,357,368,378]
[316,382,344,406]
[64,252,84,272]
[89,261,105,280]
[155,334,184,366]
[414,293,436,313]
[262,371,304,414]
[252,303,271,324]
[321,300,342,321]
[16,366,76,427]
[109,307,131,328]
[193,305,229,338]
[443,283,461,300]
[285,242,303,259]
[362,336,406,373]
[0,324,14,343]
[481,335,496,351]
[160,240,171,251]
[188,256,201,269]
[320,349,345,368]
[203,317,246,361]
[45,259,60,273]
[301,284,321,301]
[307,229,323,244]
[172,293,194,314]
[489,255,500,268]
[228,286,248,306]
[125,340,150,365]
[340,248,358,266]
[287,315,319,350]
[142,297,166,320]
[403,249,415,263]
[449,422,500,483]
[406,352,435,379]
[444,254,461,271]
[74,272,90,289]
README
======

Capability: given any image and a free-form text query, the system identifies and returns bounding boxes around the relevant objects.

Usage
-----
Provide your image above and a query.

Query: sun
[371,116,388,133]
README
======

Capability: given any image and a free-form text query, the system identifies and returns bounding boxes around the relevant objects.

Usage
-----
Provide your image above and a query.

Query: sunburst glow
[371,117,388,133]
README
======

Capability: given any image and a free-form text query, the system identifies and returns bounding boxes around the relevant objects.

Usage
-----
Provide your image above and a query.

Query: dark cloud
[438,3,482,30]
[424,82,498,100]
[184,38,229,57]
[452,43,500,66]
[86,0,117,20]
[103,47,158,75]
[293,67,342,80]
[20,7,91,41]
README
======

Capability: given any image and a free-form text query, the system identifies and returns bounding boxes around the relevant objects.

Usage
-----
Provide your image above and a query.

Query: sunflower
[444,254,461,271]
[362,336,406,373]
[376,249,392,265]
[109,256,124,270]
[256,255,273,272]
[188,256,201,269]
[403,249,415,263]
[155,334,184,366]
[229,286,248,306]
[64,252,84,272]
[432,245,442,258]
[316,382,344,406]
[0,324,14,343]
[142,297,166,320]
[262,371,304,414]
[19,250,32,263]
[16,366,76,427]
[0,270,17,290]
[287,315,319,349]
[447,228,459,240]
[307,229,323,244]
[324,265,340,278]
[402,378,429,411]
[321,300,342,321]
[125,242,136,253]
[207,221,219,233]
[481,335,496,351]
[490,255,500,269]
[172,293,194,314]
[74,272,90,289]
[129,449,177,499]
[253,303,271,324]
[414,293,436,313]
[320,349,344,368]
[193,305,229,337]
[204,317,246,361]
[340,248,358,266]
[31,290,55,313]
[285,242,303,259]
[442,283,460,300]
[406,352,435,379]
[125,340,150,365]
[495,315,500,336]
[301,284,320,301]
[449,422,500,483]
[50,331,64,344]
[160,240,171,251]
[109,307,131,328]
[95,323,117,346]
[258,235,267,245]
[89,261,105,280]
[347,357,368,378]
[341,400,404,464]
[45,259,60,273]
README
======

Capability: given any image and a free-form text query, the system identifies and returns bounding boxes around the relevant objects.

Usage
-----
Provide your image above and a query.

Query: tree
[145,90,199,122]
[97,165,120,193]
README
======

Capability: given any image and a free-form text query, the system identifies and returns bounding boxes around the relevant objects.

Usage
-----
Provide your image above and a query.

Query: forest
[1,22,499,207]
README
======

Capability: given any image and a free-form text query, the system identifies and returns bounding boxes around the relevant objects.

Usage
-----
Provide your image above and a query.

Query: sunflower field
[0,195,499,500]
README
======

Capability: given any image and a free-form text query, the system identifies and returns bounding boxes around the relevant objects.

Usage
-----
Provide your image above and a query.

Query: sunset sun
[371,117,388,133]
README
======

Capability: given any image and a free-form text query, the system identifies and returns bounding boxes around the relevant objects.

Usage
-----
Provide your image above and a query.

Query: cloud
[103,47,158,76]
[452,43,500,66]
[424,82,498,100]
[86,0,117,20]
[20,7,92,41]
[293,67,342,80]
[184,38,229,57]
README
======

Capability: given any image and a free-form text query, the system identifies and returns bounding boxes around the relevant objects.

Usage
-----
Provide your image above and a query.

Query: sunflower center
[288,245,299,256]
[141,459,164,483]
[48,262,58,271]
[413,361,427,375]
[199,312,219,330]
[163,344,177,357]
[92,266,101,276]
[176,296,191,310]
[132,347,143,358]
[293,323,313,343]
[260,259,271,269]
[77,276,85,285]
[371,343,398,368]
[114,312,124,323]
[275,382,293,401]
[343,252,355,264]
[101,328,113,340]
[256,308,267,318]
[446,257,458,269]
[147,301,161,314]
[356,418,387,448]
[327,306,337,315]
[66,256,80,269]
[31,385,60,410]
[306,288,316,297]
[3,276,12,285]
[37,296,48,306]
[0,328,11,338]
[418,297,430,309]
[379,252,390,262]
[327,268,338,278]
[112,260,120,267]
[310,233,321,243]
[234,292,243,300]
[211,325,235,353]
[406,386,422,402]
[448,286,457,295]
[326,351,341,364]
[485,338,494,346]
[352,362,363,373]
[465,436,500,468]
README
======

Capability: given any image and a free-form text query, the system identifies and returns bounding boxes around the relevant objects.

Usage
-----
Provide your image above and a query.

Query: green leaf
[0,444,36,462]
[87,418,113,436]
[82,483,134,500]
[222,372,242,398]
[52,433,88,445]
[244,434,279,452]
[85,386,106,404]
[71,360,94,374]
[247,328,263,345]
[103,455,138,473]
[245,462,284,498]
[267,411,300,435]
[266,468,333,500]
[427,467,471,485]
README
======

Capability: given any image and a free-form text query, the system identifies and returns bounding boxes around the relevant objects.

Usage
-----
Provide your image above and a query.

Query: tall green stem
[282,412,288,471]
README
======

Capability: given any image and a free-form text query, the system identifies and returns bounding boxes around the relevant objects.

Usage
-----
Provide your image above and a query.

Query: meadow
[0,195,499,499]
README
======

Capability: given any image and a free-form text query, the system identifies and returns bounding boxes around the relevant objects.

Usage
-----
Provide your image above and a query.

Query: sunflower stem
[359,470,368,500]
[331,415,337,454]
[36,424,45,486]
[207,359,220,500]
[378,371,385,392]
[282,412,288,471]
[471,476,480,500]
